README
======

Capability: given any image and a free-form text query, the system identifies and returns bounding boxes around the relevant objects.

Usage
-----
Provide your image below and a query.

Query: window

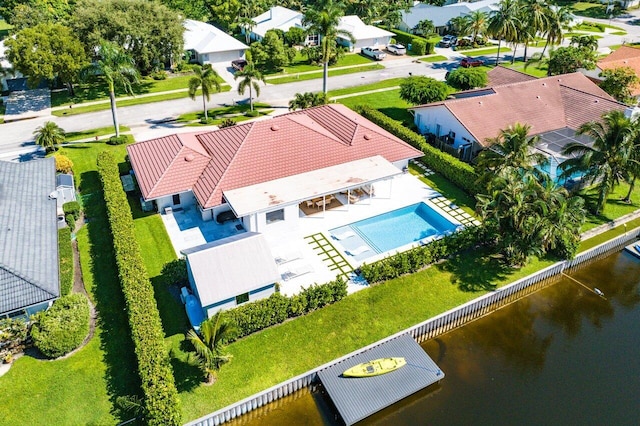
[266,209,284,224]
[235,292,249,305]
[307,33,319,45]
[172,194,180,205]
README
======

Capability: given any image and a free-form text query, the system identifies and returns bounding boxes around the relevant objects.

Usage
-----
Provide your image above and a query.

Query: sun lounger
[347,245,371,256]
[281,264,314,281]
[332,230,355,240]
[274,250,303,265]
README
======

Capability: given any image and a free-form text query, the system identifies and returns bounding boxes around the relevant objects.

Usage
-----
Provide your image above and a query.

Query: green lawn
[579,181,640,232]
[410,165,477,216]
[420,54,449,63]
[266,64,384,84]
[64,126,131,142]
[567,2,611,19]
[503,61,549,78]
[51,74,225,107]
[327,78,406,97]
[565,32,603,39]
[51,85,230,117]
[263,52,373,76]
[337,89,413,125]
[0,141,138,425]
[175,103,274,126]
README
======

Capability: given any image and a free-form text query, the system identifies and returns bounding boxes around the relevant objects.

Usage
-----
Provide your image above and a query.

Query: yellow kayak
[343,357,406,378]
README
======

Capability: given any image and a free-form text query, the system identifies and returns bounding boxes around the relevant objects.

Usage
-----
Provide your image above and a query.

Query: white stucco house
[182,233,280,314]
[410,67,626,163]
[247,6,393,50]
[0,38,23,92]
[183,19,248,67]
[399,0,499,35]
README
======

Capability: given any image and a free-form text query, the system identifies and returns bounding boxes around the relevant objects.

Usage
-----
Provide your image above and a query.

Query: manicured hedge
[97,151,181,426]
[31,294,90,358]
[223,278,348,342]
[355,105,482,195]
[58,228,74,296]
[63,201,81,220]
[359,226,484,283]
[388,28,435,55]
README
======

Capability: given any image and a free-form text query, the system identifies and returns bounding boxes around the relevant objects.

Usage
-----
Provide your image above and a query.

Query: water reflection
[229,251,640,426]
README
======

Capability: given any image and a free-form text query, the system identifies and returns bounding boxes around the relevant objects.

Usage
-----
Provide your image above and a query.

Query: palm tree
[464,11,488,44]
[234,63,266,111]
[238,17,256,44]
[186,312,236,385]
[477,123,548,177]
[81,41,139,138]
[560,110,634,214]
[520,0,550,62]
[621,119,640,203]
[541,5,572,57]
[302,0,354,94]
[449,16,470,38]
[488,0,520,66]
[288,91,329,110]
[33,121,65,153]
[188,64,222,122]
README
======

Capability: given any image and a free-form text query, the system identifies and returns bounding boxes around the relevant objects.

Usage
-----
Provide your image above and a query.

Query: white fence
[185,228,640,426]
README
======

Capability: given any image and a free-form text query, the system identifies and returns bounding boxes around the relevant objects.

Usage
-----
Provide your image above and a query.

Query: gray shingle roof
[0,158,59,315]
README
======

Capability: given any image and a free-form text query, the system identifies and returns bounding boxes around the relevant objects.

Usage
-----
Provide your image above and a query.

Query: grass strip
[328,78,405,97]
[266,64,384,84]
[264,52,373,76]
[52,86,231,117]
[420,55,449,62]
[65,126,131,142]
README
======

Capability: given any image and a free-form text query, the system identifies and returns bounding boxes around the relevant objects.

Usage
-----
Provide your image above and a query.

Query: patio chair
[274,250,303,265]
[281,264,314,281]
[332,230,355,240]
[346,245,371,256]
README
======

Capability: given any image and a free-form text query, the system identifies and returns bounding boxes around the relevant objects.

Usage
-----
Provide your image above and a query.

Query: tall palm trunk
[511,44,517,64]
[249,85,254,111]
[624,174,637,202]
[495,39,502,66]
[109,83,120,137]
[523,42,529,63]
[323,61,329,93]
[540,39,550,58]
[202,92,208,120]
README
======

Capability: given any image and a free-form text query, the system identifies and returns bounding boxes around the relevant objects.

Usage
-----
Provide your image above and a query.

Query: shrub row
[360,226,485,284]
[97,151,181,426]
[355,105,481,195]
[31,293,90,358]
[222,278,348,342]
[389,28,435,55]
[63,201,81,220]
[58,228,74,296]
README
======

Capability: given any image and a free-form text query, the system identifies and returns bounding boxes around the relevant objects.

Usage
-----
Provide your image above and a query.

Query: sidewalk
[50,88,190,112]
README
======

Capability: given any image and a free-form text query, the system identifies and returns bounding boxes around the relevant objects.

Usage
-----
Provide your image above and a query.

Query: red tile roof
[597,45,640,95]
[486,66,537,87]
[410,73,625,147]
[127,104,423,209]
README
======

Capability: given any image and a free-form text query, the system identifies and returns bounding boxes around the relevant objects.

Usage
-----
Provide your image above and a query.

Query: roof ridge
[558,83,623,105]
[286,113,347,145]
[146,142,193,197]
[0,264,58,299]
[200,122,256,207]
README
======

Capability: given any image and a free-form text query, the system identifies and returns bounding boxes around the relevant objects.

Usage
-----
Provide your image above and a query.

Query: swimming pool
[330,202,459,259]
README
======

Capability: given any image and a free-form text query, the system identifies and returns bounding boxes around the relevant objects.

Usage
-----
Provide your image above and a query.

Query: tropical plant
[599,67,639,104]
[477,123,548,176]
[33,121,65,153]
[186,312,236,385]
[488,0,520,66]
[302,0,354,93]
[399,76,449,105]
[464,10,489,45]
[288,92,329,110]
[541,5,572,57]
[81,41,139,137]
[446,67,488,91]
[234,63,266,111]
[560,110,634,214]
[520,0,549,62]
[188,64,222,121]
[238,16,256,44]
[54,154,74,174]
[414,19,435,36]
[622,120,640,203]
[449,16,470,37]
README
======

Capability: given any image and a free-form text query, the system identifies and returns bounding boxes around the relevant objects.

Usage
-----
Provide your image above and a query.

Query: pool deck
[162,173,477,296]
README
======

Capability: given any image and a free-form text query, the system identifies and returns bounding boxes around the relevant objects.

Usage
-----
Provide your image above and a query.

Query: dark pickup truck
[231,59,247,71]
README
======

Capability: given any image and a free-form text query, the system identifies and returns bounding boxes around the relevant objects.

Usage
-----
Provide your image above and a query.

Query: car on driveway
[386,44,406,55]
[231,59,247,71]
[460,57,484,67]
[439,35,457,48]
[361,46,386,60]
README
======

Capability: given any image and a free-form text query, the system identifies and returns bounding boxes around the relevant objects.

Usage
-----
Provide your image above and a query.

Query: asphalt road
[2,15,640,159]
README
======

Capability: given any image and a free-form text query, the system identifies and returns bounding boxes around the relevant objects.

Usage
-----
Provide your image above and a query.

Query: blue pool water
[332,202,459,256]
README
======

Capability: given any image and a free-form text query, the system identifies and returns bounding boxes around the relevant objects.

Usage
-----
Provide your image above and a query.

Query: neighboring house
[399,0,499,35]
[248,6,394,50]
[54,173,77,227]
[182,232,280,314]
[337,15,394,51]
[410,68,626,164]
[0,158,60,318]
[183,19,248,67]
[584,45,640,101]
[0,38,24,92]
[127,104,422,234]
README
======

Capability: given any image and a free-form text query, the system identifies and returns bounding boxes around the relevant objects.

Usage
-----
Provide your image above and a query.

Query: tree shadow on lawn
[580,189,640,226]
[170,338,203,393]
[377,107,413,126]
[436,248,509,292]
[82,171,142,420]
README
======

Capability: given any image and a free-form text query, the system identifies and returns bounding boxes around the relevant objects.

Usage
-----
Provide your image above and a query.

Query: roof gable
[183,19,248,54]
[0,158,59,314]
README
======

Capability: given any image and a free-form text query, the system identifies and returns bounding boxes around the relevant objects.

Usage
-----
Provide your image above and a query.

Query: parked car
[386,43,406,55]
[439,35,457,48]
[231,59,247,71]
[460,57,484,68]
[361,46,387,60]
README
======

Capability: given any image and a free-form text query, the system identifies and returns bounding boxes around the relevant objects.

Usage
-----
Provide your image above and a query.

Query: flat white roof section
[223,155,402,217]
[318,333,444,425]
[182,233,280,307]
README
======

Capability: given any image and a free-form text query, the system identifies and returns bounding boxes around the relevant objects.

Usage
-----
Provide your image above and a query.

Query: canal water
[230,250,640,426]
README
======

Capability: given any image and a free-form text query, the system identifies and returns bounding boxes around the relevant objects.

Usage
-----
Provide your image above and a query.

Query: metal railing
[185,227,640,426]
